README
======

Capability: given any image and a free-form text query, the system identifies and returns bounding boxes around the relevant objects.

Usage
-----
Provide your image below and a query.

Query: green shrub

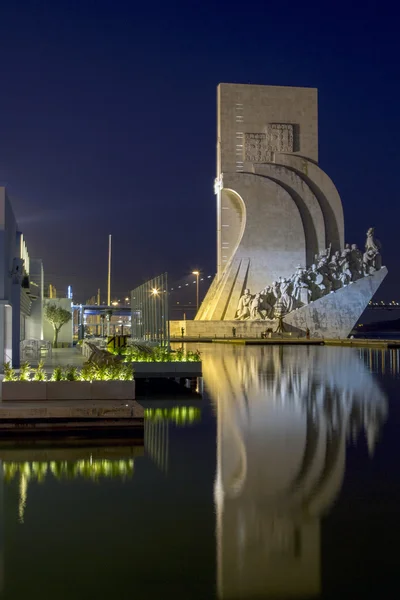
[118,363,134,381]
[64,366,78,381]
[51,366,64,381]
[79,362,94,381]
[3,362,17,382]
[33,360,47,381]
[86,362,134,381]
[175,347,184,361]
[186,350,201,362]
[19,361,31,382]
[119,345,201,363]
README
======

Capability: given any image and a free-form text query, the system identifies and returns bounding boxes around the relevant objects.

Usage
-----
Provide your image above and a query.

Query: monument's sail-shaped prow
[190,83,387,337]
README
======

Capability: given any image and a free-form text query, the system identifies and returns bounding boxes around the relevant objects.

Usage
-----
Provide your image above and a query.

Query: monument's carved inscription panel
[267,123,294,153]
[244,124,294,162]
[244,133,267,162]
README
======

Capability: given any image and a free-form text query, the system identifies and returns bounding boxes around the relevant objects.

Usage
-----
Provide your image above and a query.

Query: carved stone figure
[308,264,325,300]
[250,293,263,320]
[365,227,379,254]
[250,230,384,322]
[235,289,252,320]
[271,281,281,300]
[292,268,311,306]
[315,258,332,293]
[340,244,351,265]
[315,245,332,264]
[280,278,295,313]
[339,258,352,286]
[363,228,382,274]
[261,286,275,319]
[328,254,341,290]
[349,244,363,280]
[363,249,378,275]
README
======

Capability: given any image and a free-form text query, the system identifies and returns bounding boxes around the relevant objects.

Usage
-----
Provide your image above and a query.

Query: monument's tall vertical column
[216,87,222,279]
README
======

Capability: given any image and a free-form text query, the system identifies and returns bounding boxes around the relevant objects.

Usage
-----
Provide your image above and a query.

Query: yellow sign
[107,335,128,350]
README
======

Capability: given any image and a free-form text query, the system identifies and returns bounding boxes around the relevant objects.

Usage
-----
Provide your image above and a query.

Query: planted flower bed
[115,345,202,377]
[2,361,135,401]
[120,346,201,363]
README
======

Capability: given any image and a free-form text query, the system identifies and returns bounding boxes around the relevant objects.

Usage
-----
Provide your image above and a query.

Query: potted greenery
[2,361,135,401]
[89,362,135,400]
[2,361,47,401]
[46,365,91,400]
[44,304,72,348]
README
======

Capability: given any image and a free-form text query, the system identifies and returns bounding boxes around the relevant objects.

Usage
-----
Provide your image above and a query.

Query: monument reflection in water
[201,345,388,599]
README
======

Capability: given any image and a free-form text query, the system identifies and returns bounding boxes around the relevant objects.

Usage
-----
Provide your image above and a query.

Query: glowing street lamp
[152,288,159,296]
[192,271,200,312]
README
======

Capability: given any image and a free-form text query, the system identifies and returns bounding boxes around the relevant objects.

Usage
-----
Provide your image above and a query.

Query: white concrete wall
[25,259,44,340]
[0,188,18,302]
[0,189,18,368]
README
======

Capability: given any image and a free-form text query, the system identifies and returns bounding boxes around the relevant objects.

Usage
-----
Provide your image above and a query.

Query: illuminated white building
[0,187,44,368]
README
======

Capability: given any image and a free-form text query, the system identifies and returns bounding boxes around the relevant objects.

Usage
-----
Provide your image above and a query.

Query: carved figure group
[235,227,383,321]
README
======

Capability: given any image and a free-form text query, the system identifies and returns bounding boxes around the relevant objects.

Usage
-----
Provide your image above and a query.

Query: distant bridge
[367,303,400,310]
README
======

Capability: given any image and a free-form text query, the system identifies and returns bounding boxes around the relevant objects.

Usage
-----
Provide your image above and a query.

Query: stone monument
[190,83,387,338]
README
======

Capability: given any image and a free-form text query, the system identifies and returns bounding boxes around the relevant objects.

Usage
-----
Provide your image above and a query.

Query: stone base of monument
[170,318,298,339]
[170,267,387,341]
[283,266,388,338]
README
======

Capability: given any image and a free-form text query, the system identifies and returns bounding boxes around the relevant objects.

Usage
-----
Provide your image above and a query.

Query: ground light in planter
[117,346,201,362]
[2,362,135,401]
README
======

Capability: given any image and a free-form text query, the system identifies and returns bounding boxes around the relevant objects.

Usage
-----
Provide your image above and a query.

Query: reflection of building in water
[145,418,169,473]
[202,346,388,599]
[359,347,400,376]
[144,406,202,473]
[0,461,3,593]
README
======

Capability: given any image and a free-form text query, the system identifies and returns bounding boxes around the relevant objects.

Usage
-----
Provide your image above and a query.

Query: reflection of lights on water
[3,459,134,483]
[18,473,28,524]
[4,459,135,524]
[144,407,200,426]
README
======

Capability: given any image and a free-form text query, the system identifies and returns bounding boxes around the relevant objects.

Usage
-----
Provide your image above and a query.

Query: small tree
[44,304,72,348]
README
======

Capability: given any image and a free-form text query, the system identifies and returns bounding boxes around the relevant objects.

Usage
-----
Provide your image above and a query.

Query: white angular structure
[192,84,386,337]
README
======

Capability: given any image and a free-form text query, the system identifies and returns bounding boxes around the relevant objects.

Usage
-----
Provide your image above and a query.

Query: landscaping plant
[3,362,17,382]
[32,360,47,382]
[51,366,64,381]
[19,361,31,382]
[44,304,72,348]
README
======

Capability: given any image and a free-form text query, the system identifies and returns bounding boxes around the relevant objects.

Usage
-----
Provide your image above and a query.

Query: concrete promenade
[171,337,400,349]
[32,347,85,370]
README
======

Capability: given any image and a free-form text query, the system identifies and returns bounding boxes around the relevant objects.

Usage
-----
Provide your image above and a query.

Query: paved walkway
[33,348,85,370]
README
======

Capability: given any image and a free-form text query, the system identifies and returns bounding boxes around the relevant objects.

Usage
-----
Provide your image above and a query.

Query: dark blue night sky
[0,0,398,302]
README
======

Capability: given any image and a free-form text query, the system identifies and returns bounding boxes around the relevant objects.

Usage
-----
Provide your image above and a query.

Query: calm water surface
[1,344,400,599]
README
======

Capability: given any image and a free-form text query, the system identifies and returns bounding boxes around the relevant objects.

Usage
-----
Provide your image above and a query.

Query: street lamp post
[151,288,159,343]
[192,271,200,313]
